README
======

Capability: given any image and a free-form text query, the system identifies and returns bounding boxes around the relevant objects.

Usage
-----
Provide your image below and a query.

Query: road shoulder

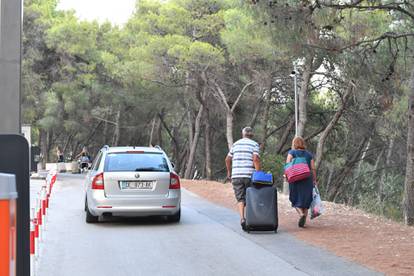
[182,179,414,276]
[181,186,382,276]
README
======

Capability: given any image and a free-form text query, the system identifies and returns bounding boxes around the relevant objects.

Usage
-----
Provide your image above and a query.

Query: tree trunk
[372,148,385,178]
[62,133,73,157]
[72,141,80,161]
[276,118,295,154]
[379,138,394,206]
[349,136,371,205]
[178,141,189,176]
[149,115,162,147]
[356,137,372,177]
[47,130,53,163]
[327,137,368,201]
[149,116,156,146]
[84,122,103,149]
[112,108,121,146]
[212,80,253,150]
[184,104,204,179]
[403,69,414,226]
[315,82,354,169]
[249,96,263,128]
[103,113,108,145]
[187,108,194,148]
[158,112,180,169]
[261,92,271,152]
[226,110,233,150]
[39,129,48,169]
[297,56,313,137]
[325,164,335,194]
[155,115,162,147]
[205,110,212,180]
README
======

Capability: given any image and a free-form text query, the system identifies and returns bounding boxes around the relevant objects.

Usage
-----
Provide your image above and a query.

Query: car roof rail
[154,145,163,151]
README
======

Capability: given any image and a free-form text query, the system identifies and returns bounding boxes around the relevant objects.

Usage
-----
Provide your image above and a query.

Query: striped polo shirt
[228,138,260,179]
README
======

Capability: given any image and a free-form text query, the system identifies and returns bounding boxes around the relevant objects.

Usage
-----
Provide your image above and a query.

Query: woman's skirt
[289,177,313,209]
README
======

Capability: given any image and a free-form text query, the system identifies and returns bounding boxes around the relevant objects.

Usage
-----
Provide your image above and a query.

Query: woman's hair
[292,136,306,150]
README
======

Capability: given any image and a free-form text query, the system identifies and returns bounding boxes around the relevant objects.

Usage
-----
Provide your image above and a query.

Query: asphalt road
[36,174,382,276]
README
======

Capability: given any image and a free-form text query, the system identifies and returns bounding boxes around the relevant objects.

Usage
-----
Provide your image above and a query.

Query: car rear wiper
[135,167,163,172]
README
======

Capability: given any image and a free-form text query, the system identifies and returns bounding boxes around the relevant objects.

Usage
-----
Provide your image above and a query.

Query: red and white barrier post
[30,211,36,276]
[36,193,42,242]
[30,170,57,271]
[41,186,47,228]
[46,179,51,208]
[33,217,39,261]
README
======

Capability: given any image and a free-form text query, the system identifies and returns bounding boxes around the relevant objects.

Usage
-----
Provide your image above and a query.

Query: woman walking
[286,136,317,228]
[56,146,64,163]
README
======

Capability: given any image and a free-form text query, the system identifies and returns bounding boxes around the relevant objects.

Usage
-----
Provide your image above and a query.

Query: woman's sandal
[241,219,247,231]
[298,215,306,228]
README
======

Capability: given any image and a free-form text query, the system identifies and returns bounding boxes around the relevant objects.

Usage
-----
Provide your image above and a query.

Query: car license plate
[119,181,154,190]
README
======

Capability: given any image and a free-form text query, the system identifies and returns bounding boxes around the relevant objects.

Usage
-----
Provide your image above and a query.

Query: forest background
[22,0,414,225]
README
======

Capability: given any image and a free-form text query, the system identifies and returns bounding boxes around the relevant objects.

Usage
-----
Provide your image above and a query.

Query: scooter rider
[76,147,91,172]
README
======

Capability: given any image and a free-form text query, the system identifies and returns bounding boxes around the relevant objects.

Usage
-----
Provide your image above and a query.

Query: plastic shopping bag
[310,186,323,219]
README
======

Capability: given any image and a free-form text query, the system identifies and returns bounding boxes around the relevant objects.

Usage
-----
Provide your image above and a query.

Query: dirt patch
[182,179,414,276]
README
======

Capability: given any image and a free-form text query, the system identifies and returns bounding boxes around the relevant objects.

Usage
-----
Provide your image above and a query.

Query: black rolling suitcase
[245,185,278,233]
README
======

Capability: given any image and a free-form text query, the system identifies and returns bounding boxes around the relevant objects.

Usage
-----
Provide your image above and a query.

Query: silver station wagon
[84,146,181,223]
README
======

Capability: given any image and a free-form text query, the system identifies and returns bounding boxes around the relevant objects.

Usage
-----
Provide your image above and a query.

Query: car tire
[85,200,99,223]
[167,209,180,223]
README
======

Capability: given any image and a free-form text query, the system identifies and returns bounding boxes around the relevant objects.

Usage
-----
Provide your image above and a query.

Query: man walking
[225,127,261,230]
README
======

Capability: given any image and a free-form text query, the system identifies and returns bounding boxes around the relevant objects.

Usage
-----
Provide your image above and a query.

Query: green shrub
[261,153,285,188]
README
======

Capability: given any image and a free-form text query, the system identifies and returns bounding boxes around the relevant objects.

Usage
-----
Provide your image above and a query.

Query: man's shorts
[232,177,251,203]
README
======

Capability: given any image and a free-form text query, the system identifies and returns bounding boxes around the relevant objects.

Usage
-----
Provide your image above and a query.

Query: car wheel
[167,209,180,223]
[85,201,99,223]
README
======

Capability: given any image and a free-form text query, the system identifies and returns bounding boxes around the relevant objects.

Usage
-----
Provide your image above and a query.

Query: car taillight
[92,173,104,190]
[169,173,180,189]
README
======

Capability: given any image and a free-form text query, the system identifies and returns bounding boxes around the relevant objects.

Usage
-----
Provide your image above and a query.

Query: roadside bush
[261,153,285,188]
[353,164,404,221]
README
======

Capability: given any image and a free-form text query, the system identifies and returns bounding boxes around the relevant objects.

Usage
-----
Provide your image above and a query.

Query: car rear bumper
[87,190,181,217]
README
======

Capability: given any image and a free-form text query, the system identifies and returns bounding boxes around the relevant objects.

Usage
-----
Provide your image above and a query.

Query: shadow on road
[97,215,180,226]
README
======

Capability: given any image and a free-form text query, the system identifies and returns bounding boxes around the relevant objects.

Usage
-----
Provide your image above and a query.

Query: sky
[57,0,137,25]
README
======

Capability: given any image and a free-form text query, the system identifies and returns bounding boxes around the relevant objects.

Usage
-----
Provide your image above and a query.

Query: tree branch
[317,0,414,20]
[211,80,231,111]
[231,81,254,112]
[92,115,117,125]
[315,81,356,168]
[306,32,414,53]
[158,112,179,147]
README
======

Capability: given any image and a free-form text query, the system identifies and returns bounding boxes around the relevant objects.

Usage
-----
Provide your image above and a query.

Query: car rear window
[104,152,170,172]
